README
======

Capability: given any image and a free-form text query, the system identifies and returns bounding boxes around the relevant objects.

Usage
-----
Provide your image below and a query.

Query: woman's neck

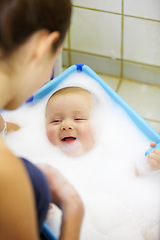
[0,71,13,109]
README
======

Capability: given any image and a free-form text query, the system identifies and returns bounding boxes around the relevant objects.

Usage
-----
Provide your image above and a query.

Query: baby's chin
[59,140,85,157]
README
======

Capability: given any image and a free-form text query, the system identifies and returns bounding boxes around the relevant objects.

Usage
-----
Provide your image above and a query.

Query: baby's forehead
[46,88,95,115]
[48,87,93,103]
[53,87,90,96]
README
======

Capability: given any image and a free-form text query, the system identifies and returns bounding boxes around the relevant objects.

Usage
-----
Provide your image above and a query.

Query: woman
[0,1,84,240]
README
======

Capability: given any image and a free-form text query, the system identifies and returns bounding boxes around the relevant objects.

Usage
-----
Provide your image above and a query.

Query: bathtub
[29,64,160,240]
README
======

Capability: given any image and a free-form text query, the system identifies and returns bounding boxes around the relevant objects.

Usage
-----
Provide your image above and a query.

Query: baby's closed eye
[52,119,62,124]
[74,117,87,121]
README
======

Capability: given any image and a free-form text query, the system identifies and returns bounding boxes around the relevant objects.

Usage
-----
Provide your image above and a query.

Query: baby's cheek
[46,126,57,146]
[81,125,95,150]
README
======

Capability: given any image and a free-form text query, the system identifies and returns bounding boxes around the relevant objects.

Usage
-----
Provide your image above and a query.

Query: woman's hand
[6,122,20,132]
[0,114,5,132]
[0,114,19,134]
[37,164,84,240]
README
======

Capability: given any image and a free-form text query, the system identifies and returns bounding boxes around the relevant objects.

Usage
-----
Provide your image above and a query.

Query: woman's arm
[59,197,84,240]
[37,164,84,240]
[0,137,39,240]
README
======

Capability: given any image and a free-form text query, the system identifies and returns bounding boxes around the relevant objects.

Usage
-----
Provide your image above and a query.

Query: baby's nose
[60,121,74,131]
[61,125,73,131]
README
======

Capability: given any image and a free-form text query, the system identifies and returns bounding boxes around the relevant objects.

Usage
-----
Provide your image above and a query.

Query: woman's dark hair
[0,0,72,57]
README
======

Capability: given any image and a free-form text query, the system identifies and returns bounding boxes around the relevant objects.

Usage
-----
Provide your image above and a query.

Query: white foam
[2,71,160,240]
[59,139,84,156]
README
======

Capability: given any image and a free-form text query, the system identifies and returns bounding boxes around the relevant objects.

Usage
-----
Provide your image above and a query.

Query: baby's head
[45,86,96,156]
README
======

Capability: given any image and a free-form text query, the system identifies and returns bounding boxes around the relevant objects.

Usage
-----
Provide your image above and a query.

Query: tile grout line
[120,0,124,79]
[63,48,160,69]
[116,0,124,94]
[144,118,160,124]
[73,5,160,23]
[115,79,123,93]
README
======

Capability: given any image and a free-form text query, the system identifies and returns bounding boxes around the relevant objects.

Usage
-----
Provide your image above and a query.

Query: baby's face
[46,91,95,156]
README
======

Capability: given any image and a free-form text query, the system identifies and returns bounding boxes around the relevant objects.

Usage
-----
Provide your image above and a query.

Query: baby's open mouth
[61,137,76,143]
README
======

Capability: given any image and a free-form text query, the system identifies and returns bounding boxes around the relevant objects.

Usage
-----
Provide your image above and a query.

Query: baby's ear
[31,30,60,63]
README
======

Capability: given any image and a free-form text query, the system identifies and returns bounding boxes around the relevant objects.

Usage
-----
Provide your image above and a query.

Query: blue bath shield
[31,64,160,143]
[30,64,160,240]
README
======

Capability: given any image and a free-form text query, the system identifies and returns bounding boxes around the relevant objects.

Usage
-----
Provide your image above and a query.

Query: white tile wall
[99,74,120,91]
[70,7,121,58]
[146,120,160,134]
[73,0,122,13]
[62,50,69,66]
[63,32,68,48]
[124,0,160,21]
[123,61,160,84]
[124,17,160,66]
[70,51,121,76]
[62,2,160,84]
[118,80,160,121]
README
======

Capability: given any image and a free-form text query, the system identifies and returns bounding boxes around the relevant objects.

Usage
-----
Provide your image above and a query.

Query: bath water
[2,72,160,240]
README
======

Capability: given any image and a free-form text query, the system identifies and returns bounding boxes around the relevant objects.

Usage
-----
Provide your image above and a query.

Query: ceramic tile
[54,54,63,77]
[123,61,160,85]
[63,32,68,49]
[124,17,160,66]
[118,79,160,121]
[70,7,121,58]
[73,0,122,13]
[99,74,120,91]
[124,0,160,21]
[70,51,121,77]
[62,50,69,67]
[145,119,160,134]
[62,67,68,72]
[62,64,120,91]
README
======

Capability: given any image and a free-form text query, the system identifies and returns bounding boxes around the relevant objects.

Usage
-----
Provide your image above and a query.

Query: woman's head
[0,0,71,58]
[0,0,72,110]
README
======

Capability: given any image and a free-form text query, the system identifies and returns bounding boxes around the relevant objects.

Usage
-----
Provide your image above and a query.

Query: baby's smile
[61,136,77,143]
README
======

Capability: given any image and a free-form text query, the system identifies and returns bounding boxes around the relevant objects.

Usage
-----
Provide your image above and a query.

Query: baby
[45,87,96,157]
[45,86,160,174]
